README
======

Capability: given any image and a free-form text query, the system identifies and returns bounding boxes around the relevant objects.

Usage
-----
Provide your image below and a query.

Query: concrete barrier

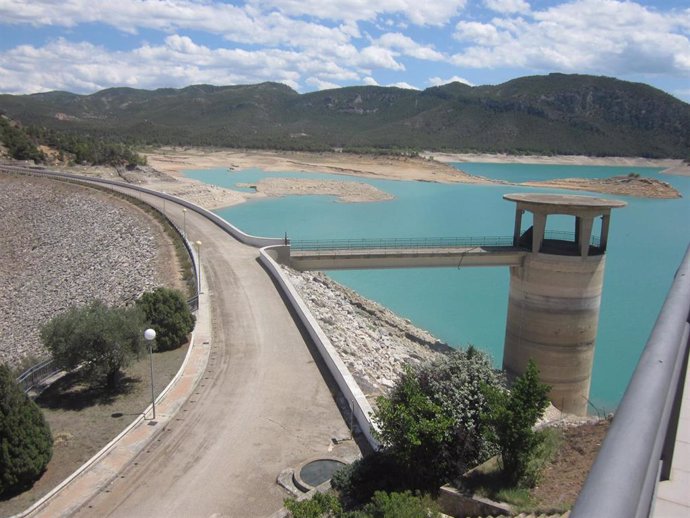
[260,245,380,450]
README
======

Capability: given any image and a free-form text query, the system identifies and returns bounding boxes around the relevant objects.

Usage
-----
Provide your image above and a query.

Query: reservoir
[185,163,690,412]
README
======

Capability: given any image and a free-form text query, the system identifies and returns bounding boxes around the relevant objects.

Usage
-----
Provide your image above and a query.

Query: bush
[359,491,440,518]
[482,359,550,486]
[285,492,342,518]
[331,452,407,506]
[41,300,147,389]
[0,364,53,497]
[136,287,195,351]
[373,348,504,488]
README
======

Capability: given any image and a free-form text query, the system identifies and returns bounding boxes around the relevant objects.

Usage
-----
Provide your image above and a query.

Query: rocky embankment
[0,175,164,368]
[282,267,451,398]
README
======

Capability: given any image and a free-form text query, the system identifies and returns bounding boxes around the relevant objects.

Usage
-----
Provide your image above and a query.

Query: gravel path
[0,175,166,367]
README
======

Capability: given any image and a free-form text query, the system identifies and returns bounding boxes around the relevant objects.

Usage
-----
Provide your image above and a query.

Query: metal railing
[16,359,60,393]
[291,231,600,252]
[572,244,690,518]
[291,235,517,251]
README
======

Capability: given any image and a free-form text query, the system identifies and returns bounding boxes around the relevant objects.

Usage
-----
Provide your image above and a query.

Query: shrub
[373,347,504,488]
[284,491,342,518]
[360,491,441,518]
[331,452,407,506]
[482,359,550,486]
[136,287,195,351]
[0,364,53,497]
[41,300,147,389]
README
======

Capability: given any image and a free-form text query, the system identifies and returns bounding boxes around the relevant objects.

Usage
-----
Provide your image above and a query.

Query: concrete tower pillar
[502,194,626,416]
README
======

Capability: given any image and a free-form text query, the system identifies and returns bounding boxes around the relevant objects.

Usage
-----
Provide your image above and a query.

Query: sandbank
[237,177,394,203]
[430,152,690,176]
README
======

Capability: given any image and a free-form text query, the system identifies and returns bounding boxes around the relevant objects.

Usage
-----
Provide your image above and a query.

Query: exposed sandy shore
[431,152,690,176]
[146,147,484,183]
[144,148,683,203]
[237,177,394,203]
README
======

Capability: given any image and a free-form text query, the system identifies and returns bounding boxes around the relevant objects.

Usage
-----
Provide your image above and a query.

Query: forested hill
[1,73,689,159]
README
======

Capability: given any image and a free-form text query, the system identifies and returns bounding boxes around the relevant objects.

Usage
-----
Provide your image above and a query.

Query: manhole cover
[299,459,346,488]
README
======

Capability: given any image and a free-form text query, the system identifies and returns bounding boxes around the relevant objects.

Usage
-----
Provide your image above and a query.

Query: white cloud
[428,75,474,86]
[0,0,353,49]
[0,37,326,94]
[451,0,690,76]
[305,77,341,90]
[362,76,379,85]
[484,0,530,14]
[248,0,468,26]
[357,46,405,71]
[376,33,444,61]
[454,21,504,46]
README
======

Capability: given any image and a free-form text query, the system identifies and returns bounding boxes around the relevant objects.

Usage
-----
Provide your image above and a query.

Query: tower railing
[572,244,690,518]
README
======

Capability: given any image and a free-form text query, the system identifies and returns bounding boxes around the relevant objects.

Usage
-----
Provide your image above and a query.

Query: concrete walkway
[653,359,690,518]
[27,186,360,517]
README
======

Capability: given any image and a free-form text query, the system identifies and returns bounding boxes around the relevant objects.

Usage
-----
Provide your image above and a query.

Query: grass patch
[0,344,189,516]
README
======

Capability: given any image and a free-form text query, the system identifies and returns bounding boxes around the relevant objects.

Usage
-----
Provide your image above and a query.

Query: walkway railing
[292,235,517,251]
[572,244,690,518]
[16,359,60,393]
[291,231,599,252]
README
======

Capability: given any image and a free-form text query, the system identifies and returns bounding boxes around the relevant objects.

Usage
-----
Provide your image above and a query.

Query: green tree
[40,301,147,389]
[0,364,53,497]
[374,369,453,488]
[482,359,551,486]
[136,287,195,351]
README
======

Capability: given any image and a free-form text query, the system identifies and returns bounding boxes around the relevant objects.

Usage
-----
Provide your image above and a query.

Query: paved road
[69,188,359,517]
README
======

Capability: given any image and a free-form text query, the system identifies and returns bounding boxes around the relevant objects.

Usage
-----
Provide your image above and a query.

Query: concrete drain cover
[294,459,347,491]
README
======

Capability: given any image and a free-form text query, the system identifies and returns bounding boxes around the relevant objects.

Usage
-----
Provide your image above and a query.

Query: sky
[1,0,689,102]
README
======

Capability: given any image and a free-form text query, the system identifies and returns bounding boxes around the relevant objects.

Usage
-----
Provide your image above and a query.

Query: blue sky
[1,0,689,101]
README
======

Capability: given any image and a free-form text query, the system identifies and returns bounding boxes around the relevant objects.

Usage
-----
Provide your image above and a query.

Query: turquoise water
[185,164,690,411]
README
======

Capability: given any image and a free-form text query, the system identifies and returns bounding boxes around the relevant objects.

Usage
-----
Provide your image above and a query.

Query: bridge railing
[291,235,517,251]
[572,244,690,518]
[291,231,599,252]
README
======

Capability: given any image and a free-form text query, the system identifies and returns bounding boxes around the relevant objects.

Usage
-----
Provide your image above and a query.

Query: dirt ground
[532,420,611,511]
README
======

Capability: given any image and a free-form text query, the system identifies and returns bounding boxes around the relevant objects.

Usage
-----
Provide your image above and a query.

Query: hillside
[1,74,689,158]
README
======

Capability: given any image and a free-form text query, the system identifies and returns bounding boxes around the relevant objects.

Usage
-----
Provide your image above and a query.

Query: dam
[278,193,627,416]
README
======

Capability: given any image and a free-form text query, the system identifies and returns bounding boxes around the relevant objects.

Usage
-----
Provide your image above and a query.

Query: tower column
[503,194,626,415]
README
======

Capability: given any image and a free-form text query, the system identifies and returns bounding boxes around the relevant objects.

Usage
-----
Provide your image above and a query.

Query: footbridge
[287,235,531,270]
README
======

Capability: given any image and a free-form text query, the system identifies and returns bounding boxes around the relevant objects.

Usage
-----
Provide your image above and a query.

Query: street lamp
[144,328,157,421]
[182,208,187,238]
[195,241,202,293]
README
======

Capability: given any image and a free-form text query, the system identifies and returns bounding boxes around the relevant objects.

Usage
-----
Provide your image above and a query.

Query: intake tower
[503,193,626,415]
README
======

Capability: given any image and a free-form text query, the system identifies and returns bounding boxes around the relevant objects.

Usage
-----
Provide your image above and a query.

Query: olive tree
[136,287,195,351]
[0,364,53,497]
[40,300,146,389]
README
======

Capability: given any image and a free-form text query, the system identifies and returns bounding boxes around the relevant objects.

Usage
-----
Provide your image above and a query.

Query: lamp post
[195,241,202,293]
[144,328,157,421]
[182,208,187,238]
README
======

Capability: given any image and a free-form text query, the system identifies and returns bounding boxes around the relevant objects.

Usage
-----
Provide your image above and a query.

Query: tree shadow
[36,371,140,411]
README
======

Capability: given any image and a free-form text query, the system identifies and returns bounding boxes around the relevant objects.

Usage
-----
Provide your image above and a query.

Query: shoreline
[144,148,684,204]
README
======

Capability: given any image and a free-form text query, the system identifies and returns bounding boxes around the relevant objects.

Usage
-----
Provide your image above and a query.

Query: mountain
[1,74,688,158]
